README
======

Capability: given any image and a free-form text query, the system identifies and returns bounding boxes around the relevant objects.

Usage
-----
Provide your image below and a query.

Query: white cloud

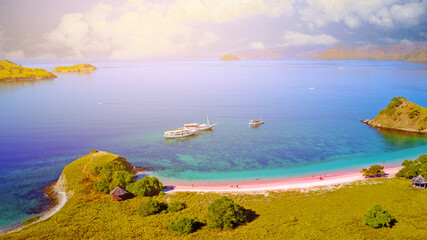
[282,31,338,46]
[250,42,265,49]
[0,25,26,59]
[46,0,295,58]
[300,0,427,29]
[198,31,219,47]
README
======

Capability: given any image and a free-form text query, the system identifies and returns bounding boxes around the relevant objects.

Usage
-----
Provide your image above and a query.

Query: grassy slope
[2,152,427,239]
[0,60,56,81]
[53,64,97,73]
[371,99,427,133]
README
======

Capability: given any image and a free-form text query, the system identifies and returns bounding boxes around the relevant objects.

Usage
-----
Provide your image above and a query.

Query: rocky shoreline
[0,75,57,82]
[362,119,427,134]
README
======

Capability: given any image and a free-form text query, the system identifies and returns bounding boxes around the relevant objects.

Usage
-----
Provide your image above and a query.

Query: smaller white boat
[164,127,196,138]
[184,116,217,131]
[249,119,264,126]
[309,87,316,90]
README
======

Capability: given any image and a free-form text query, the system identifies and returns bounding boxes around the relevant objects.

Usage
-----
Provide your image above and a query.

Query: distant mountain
[230,46,326,59]
[219,54,239,60]
[314,42,427,62]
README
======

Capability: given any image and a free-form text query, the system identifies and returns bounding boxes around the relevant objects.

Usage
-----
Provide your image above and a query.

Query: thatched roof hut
[411,175,427,189]
[110,186,128,197]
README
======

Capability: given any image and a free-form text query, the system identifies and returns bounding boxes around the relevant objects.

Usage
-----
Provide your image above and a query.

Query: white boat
[164,127,196,138]
[249,119,264,126]
[184,116,217,131]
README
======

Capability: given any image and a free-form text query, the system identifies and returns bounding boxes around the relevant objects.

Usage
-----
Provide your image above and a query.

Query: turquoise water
[0,58,426,228]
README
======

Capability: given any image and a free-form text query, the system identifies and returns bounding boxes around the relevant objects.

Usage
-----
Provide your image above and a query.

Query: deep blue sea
[0,58,426,229]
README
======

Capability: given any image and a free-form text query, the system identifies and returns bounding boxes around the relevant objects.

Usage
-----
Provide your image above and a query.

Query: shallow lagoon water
[0,58,426,228]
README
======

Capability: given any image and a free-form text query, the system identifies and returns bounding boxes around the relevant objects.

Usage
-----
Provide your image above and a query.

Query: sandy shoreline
[165,166,403,193]
[0,174,69,236]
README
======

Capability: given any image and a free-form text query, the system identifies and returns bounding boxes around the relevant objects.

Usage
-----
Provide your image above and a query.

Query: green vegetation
[409,109,420,119]
[92,159,135,193]
[206,197,248,230]
[363,205,395,228]
[138,198,162,216]
[360,165,385,178]
[20,216,41,226]
[169,217,202,234]
[167,201,186,212]
[126,176,163,197]
[4,152,427,239]
[379,97,405,116]
[53,63,97,73]
[396,154,427,179]
[219,54,239,60]
[0,60,56,81]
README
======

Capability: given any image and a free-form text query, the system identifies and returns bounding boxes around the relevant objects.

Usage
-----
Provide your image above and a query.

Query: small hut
[411,175,427,189]
[110,186,128,201]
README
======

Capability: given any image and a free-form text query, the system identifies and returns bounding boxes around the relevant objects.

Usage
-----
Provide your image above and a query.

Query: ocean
[0,58,426,229]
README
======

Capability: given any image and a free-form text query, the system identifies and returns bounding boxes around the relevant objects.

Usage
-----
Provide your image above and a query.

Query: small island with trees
[363,97,427,133]
[53,63,97,73]
[0,60,57,82]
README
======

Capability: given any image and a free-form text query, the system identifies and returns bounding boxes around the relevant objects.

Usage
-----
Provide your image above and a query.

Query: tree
[126,176,163,196]
[108,171,137,191]
[169,217,202,234]
[206,197,247,230]
[363,205,395,228]
[167,201,186,212]
[360,165,385,178]
[138,198,161,216]
[396,154,427,179]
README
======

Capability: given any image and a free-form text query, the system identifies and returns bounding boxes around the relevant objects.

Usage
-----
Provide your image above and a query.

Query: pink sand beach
[166,166,403,193]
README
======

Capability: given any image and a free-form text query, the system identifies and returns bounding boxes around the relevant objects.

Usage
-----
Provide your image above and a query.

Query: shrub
[363,205,395,228]
[138,198,161,216]
[206,197,247,230]
[93,179,110,193]
[169,217,202,234]
[167,201,186,212]
[90,149,98,154]
[360,165,385,178]
[408,109,420,119]
[21,216,41,226]
[126,176,163,197]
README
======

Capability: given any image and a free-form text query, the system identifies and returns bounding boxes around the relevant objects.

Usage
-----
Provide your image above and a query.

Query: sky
[0,0,426,59]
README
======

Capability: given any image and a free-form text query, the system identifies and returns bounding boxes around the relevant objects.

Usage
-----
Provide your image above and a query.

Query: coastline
[0,174,69,235]
[165,166,403,193]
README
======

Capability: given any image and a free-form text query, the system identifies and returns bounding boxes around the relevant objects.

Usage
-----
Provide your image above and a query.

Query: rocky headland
[362,97,427,134]
[53,63,97,73]
[0,60,57,81]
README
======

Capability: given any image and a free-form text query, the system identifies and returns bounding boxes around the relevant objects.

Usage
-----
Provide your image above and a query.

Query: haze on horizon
[0,0,426,59]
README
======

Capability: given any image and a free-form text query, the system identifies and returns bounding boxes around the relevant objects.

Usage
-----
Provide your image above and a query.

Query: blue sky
[0,0,426,59]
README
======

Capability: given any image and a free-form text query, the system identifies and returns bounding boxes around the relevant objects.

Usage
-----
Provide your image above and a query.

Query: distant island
[53,63,97,73]
[219,54,239,60]
[0,60,57,81]
[363,97,427,133]
[315,42,427,62]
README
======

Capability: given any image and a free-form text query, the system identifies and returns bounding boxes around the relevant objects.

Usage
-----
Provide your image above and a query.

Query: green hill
[363,97,427,133]
[53,64,97,73]
[0,60,56,81]
[2,151,427,239]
